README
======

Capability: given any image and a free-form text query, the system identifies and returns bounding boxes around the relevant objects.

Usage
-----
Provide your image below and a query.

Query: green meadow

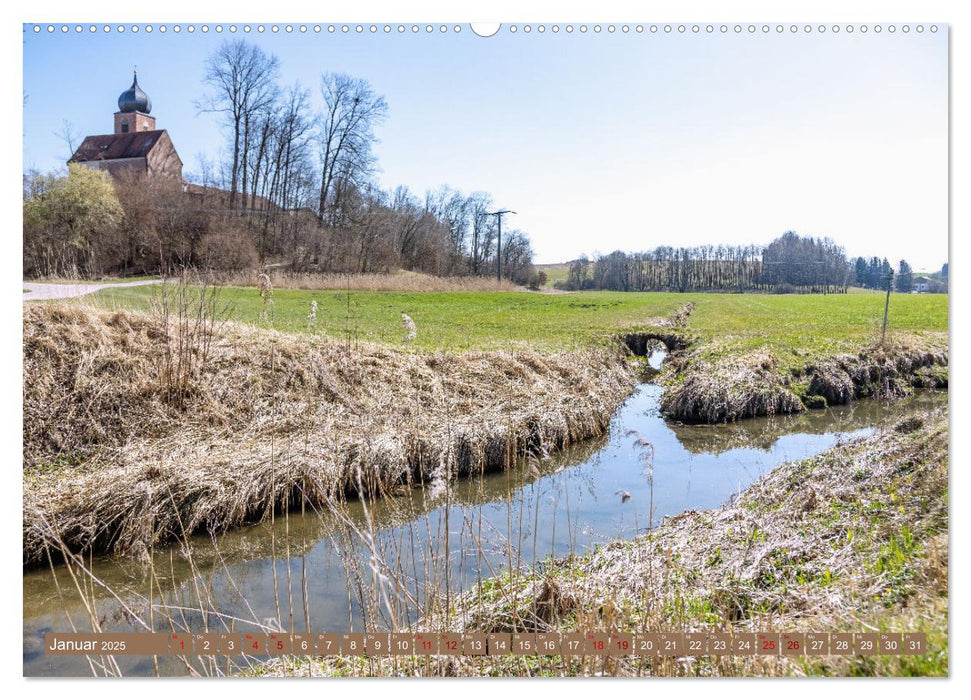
[74,284,948,357]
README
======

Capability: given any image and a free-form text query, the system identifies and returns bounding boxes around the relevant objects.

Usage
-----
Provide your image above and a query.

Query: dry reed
[660,339,948,424]
[23,302,638,565]
[215,269,521,293]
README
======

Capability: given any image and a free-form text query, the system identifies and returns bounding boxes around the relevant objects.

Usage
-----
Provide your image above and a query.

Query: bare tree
[194,152,218,190]
[466,192,494,274]
[55,120,81,161]
[499,229,535,284]
[198,39,280,210]
[316,73,388,226]
[424,185,472,273]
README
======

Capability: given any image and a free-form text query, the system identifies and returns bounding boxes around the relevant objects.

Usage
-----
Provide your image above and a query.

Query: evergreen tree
[867,257,882,288]
[880,258,893,288]
[854,257,868,287]
[896,259,914,293]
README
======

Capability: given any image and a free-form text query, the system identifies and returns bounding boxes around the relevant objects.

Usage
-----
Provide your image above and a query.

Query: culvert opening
[620,332,688,357]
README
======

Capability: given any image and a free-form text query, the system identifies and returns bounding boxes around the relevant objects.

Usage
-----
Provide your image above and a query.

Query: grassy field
[75,284,948,356]
[80,285,683,352]
[671,292,947,369]
[535,262,571,287]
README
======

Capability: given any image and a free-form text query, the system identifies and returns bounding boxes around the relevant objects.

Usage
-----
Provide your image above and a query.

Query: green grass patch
[75,285,685,352]
[68,285,947,355]
[677,292,947,370]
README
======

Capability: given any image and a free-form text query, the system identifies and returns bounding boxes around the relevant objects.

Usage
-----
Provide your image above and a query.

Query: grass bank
[23,303,638,565]
[658,336,948,423]
[257,408,948,677]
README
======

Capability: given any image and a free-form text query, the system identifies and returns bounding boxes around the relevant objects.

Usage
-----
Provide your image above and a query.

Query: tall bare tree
[198,39,280,210]
[316,73,388,226]
[465,192,494,274]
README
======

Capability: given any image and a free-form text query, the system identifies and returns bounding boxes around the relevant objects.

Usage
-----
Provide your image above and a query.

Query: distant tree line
[557,232,943,295]
[851,258,947,294]
[564,245,766,292]
[852,256,894,290]
[559,232,851,294]
[760,231,850,293]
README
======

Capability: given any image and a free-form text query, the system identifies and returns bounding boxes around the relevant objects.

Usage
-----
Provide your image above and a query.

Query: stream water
[23,352,947,676]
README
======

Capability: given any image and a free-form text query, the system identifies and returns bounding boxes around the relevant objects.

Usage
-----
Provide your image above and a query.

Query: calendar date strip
[44,631,928,657]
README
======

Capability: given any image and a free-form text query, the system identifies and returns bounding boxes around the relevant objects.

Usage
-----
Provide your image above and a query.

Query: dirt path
[22,279,161,301]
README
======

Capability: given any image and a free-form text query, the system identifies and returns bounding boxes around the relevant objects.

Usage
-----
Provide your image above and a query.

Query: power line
[477,209,516,281]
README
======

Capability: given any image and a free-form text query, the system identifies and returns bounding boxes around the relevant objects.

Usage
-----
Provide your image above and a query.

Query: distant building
[66,73,311,223]
[68,72,183,181]
[912,276,932,293]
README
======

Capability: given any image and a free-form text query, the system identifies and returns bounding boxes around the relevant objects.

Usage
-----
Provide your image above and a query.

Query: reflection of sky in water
[23,376,946,676]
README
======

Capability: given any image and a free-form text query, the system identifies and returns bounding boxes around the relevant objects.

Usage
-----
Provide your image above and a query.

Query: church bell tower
[114,71,156,134]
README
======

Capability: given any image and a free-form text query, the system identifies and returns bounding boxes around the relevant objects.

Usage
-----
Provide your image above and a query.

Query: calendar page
[20,9,950,682]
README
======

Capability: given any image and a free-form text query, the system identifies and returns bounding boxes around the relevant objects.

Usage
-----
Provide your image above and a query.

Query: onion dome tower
[118,71,152,113]
[114,70,156,134]
[69,69,183,181]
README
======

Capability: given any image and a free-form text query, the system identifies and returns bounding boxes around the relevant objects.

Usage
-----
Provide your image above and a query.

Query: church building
[69,72,183,180]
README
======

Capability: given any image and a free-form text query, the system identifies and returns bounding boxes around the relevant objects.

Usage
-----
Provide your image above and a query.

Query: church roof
[69,130,168,162]
[118,72,152,114]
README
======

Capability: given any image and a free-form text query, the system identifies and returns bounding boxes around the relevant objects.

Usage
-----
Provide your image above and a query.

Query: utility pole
[882,268,894,345]
[478,209,516,281]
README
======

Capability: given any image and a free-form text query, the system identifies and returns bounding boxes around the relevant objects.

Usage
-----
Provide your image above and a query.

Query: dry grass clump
[24,304,178,464]
[215,269,520,293]
[425,410,947,677]
[636,301,696,331]
[660,336,948,423]
[23,303,637,565]
[669,301,695,327]
[803,341,948,406]
[660,349,805,423]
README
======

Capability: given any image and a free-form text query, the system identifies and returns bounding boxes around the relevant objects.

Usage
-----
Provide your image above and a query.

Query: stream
[23,351,947,676]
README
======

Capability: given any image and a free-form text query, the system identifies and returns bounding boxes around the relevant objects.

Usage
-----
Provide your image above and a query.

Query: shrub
[23,164,125,277]
[197,220,259,270]
[527,270,548,291]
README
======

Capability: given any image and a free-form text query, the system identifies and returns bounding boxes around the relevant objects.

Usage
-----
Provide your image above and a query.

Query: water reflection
[23,377,946,676]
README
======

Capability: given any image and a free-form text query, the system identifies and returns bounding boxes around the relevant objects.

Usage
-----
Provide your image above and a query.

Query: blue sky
[22,24,948,269]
